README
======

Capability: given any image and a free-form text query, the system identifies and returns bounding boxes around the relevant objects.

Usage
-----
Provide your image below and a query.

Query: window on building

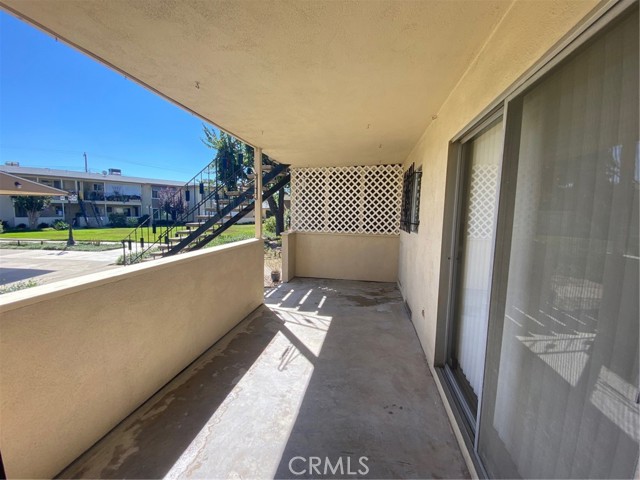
[152,188,160,199]
[400,163,422,233]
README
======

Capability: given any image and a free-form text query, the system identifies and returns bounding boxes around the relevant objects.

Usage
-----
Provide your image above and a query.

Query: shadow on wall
[59,307,282,479]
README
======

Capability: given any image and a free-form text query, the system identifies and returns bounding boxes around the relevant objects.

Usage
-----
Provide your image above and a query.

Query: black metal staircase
[121,161,289,264]
[88,202,103,227]
[78,197,91,226]
[79,198,103,227]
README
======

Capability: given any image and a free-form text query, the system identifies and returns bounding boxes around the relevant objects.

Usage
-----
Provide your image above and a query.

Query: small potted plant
[265,251,281,283]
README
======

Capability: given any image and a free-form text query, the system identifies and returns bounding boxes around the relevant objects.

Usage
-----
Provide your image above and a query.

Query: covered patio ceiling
[1,0,512,167]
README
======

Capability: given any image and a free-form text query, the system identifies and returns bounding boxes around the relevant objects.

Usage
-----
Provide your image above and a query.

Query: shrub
[126,217,138,228]
[108,213,128,227]
[0,220,5,234]
[37,222,50,229]
[116,249,154,265]
[16,223,27,230]
[137,214,150,227]
[263,216,277,236]
[0,279,39,294]
[154,219,181,227]
[52,219,70,231]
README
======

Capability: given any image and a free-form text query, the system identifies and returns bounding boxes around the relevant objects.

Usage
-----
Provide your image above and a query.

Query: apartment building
[0,164,185,227]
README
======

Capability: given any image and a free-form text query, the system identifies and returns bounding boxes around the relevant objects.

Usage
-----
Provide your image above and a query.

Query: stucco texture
[0,239,263,479]
[397,0,600,363]
[288,232,399,283]
[0,0,513,167]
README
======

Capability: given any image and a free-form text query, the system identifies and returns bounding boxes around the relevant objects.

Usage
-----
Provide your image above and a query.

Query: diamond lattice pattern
[291,165,403,235]
[467,164,498,239]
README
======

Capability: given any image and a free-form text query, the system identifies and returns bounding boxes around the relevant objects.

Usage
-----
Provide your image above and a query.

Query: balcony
[60,278,467,479]
[0,243,468,478]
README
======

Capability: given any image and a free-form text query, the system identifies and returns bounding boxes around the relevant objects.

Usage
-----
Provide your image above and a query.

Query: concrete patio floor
[60,278,469,479]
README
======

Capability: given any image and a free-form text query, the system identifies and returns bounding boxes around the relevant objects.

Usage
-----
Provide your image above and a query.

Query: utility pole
[84,152,88,172]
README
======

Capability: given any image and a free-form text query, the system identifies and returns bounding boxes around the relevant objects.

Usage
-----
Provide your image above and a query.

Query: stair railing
[120,161,249,264]
[164,163,287,256]
[186,169,290,253]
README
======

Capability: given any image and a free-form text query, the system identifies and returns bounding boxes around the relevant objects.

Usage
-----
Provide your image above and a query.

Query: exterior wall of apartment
[0,197,16,225]
[141,184,154,218]
[285,232,399,282]
[0,239,264,479]
[0,172,183,228]
[397,0,599,363]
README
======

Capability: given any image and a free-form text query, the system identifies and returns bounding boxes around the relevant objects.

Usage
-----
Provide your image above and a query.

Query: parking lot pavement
[0,248,123,287]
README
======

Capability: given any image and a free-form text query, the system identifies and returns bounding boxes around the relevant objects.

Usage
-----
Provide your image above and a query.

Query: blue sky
[0,11,218,182]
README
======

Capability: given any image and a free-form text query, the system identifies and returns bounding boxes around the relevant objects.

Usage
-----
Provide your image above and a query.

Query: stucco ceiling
[1,0,512,167]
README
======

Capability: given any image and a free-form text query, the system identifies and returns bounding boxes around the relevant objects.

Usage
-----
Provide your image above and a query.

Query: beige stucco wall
[290,232,399,282]
[282,232,296,282]
[397,0,600,363]
[0,239,263,479]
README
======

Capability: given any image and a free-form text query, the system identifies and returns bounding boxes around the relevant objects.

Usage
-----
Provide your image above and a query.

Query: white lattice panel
[291,165,403,235]
[467,164,498,239]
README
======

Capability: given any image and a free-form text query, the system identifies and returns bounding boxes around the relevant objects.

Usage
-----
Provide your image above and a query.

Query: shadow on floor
[60,278,468,479]
[59,306,283,479]
[0,267,53,285]
[269,279,469,479]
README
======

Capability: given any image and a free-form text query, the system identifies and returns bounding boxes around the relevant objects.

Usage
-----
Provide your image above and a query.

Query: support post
[254,147,263,239]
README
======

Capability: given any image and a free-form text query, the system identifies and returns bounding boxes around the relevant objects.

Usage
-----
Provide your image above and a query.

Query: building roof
[0,171,68,196]
[0,165,185,187]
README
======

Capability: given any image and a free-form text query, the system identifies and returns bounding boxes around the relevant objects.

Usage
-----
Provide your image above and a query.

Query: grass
[115,225,256,264]
[0,224,256,242]
[204,229,255,248]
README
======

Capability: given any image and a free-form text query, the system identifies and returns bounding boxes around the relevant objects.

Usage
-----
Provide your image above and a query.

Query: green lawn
[0,224,256,242]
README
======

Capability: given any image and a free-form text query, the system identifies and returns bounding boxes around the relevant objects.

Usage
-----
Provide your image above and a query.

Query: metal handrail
[120,162,249,264]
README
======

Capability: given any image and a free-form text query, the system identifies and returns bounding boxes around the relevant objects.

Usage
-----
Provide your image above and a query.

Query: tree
[13,196,51,230]
[243,146,288,235]
[201,126,248,191]
[158,188,186,221]
[202,124,287,235]
[266,189,287,235]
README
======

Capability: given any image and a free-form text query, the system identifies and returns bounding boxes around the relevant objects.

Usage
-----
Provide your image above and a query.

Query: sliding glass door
[446,118,503,429]
[478,7,639,478]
